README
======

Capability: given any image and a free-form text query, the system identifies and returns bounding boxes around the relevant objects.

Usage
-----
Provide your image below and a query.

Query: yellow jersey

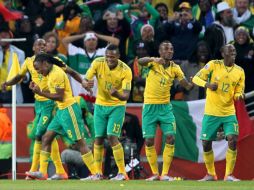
[193,60,245,116]
[47,65,76,109]
[19,56,49,101]
[86,57,132,106]
[144,61,184,104]
[0,51,9,91]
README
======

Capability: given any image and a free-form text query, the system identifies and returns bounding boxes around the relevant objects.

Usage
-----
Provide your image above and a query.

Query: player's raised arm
[65,66,83,84]
[138,57,165,66]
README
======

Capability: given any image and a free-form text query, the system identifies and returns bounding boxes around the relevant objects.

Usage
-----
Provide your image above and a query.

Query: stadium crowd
[0,0,253,103]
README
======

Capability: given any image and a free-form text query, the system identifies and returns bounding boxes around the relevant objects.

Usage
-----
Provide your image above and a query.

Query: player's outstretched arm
[81,79,94,95]
[179,78,194,91]
[1,74,24,91]
[65,66,83,84]
[138,57,165,66]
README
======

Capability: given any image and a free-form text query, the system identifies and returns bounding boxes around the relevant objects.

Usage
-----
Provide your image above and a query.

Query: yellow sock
[203,150,216,176]
[94,144,104,174]
[39,151,50,175]
[161,144,175,176]
[30,141,41,172]
[51,139,65,174]
[145,145,159,175]
[225,148,237,176]
[81,151,96,175]
[112,143,126,175]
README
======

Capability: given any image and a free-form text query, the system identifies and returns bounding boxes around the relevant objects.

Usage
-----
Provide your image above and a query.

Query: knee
[202,140,212,152]
[145,138,154,147]
[35,136,42,141]
[42,133,54,147]
[107,136,119,147]
[165,135,175,145]
[227,135,237,150]
[94,137,104,145]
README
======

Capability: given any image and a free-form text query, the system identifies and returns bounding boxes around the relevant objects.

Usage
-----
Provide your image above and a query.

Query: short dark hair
[159,40,172,49]
[106,44,119,54]
[155,3,169,13]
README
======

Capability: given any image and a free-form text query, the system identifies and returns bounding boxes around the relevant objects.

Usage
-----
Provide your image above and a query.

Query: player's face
[159,43,174,60]
[223,45,236,64]
[33,39,46,55]
[33,61,49,76]
[105,50,120,69]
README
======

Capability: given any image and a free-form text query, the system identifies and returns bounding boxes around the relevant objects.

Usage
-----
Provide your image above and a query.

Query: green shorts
[47,103,85,144]
[201,114,239,141]
[142,104,176,138]
[94,104,126,137]
[34,100,55,137]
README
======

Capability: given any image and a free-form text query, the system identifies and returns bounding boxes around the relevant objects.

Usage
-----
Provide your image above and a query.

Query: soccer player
[26,53,97,180]
[82,44,132,180]
[1,39,68,180]
[192,44,245,181]
[138,41,193,181]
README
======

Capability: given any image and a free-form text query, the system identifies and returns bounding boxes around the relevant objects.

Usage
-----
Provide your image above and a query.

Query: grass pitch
[1,180,254,190]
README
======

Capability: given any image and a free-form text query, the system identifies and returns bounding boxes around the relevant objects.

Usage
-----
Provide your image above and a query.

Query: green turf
[1,180,254,190]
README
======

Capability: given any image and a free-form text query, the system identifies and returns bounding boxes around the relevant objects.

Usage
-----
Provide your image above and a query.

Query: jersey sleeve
[234,69,245,100]
[193,61,214,87]
[122,68,132,91]
[52,72,65,89]
[175,65,185,81]
[19,58,29,76]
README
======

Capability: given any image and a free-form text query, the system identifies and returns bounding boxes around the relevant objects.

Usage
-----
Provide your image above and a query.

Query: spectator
[0,23,25,103]
[71,14,94,48]
[128,24,158,60]
[180,41,211,100]
[55,0,83,55]
[214,2,236,43]
[232,26,254,93]
[152,0,177,17]
[13,15,36,57]
[203,1,235,59]
[160,2,202,63]
[0,103,12,179]
[27,0,56,37]
[155,2,170,25]
[128,41,152,102]
[43,31,67,63]
[192,0,216,33]
[94,9,131,61]
[233,0,254,37]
